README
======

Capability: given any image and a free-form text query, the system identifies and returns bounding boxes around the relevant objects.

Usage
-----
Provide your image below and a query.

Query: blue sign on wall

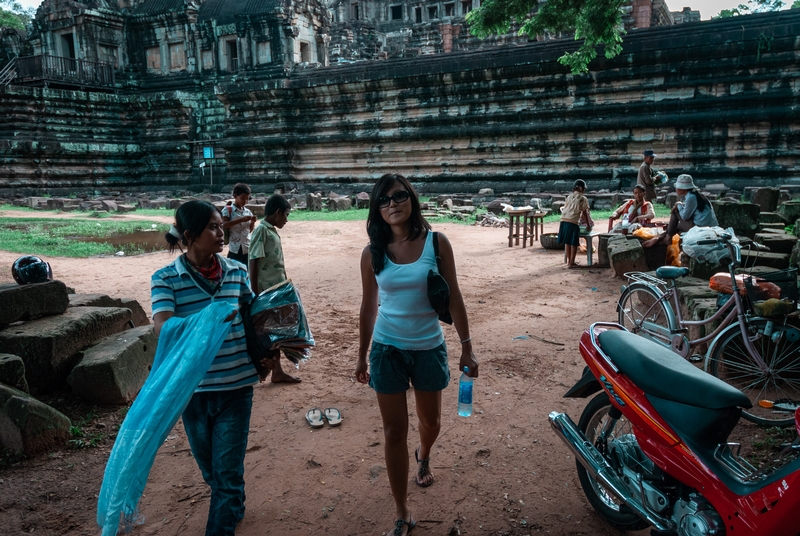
[203,147,214,159]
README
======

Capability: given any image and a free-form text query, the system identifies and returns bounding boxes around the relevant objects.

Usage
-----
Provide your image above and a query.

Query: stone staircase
[0,57,16,86]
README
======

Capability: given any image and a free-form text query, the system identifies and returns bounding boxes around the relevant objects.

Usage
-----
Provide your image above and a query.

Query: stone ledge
[0,280,70,327]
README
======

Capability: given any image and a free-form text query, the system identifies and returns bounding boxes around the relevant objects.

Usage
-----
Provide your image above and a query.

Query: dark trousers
[182,386,254,536]
[666,211,694,237]
[227,250,249,269]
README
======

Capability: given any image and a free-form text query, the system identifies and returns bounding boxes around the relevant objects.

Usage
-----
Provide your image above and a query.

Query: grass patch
[0,217,169,258]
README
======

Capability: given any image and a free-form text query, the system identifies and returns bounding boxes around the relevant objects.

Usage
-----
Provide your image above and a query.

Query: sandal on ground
[322,407,343,426]
[305,408,324,429]
[392,517,416,536]
[414,446,434,487]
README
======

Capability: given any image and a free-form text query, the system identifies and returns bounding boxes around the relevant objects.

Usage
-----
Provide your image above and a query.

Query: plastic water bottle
[458,367,473,417]
[622,214,629,234]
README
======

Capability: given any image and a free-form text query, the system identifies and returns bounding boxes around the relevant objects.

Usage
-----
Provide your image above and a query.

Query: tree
[0,0,33,30]
[466,0,628,74]
[715,0,784,17]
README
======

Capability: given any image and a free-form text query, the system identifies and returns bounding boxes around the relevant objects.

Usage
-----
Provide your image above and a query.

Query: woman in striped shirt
[151,200,258,536]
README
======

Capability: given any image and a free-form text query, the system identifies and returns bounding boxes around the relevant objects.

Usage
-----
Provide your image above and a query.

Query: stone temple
[0,1,797,194]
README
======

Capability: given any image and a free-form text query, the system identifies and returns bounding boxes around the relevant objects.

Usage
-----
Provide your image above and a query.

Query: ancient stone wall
[221,10,800,193]
[0,86,205,190]
[1,10,798,194]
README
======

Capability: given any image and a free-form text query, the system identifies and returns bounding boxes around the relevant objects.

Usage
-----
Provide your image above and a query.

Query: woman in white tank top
[356,174,479,536]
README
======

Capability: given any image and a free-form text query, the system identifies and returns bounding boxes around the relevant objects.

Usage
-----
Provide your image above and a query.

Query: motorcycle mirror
[796,408,800,438]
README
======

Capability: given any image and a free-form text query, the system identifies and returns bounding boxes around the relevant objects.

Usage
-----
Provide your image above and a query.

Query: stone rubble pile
[0,280,153,459]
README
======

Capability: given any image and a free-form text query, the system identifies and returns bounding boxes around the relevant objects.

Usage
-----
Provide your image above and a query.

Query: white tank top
[372,231,445,350]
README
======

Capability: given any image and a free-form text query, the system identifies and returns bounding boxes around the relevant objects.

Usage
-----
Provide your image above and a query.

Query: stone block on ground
[758,212,788,225]
[596,233,617,267]
[0,307,133,393]
[0,280,70,327]
[356,192,370,209]
[0,354,28,393]
[740,250,790,270]
[485,198,511,215]
[712,201,760,238]
[68,294,149,327]
[689,256,729,280]
[327,197,352,211]
[608,237,648,277]
[753,233,798,255]
[751,188,780,212]
[0,383,71,457]
[778,200,800,224]
[67,326,156,405]
[306,193,322,211]
[790,242,800,269]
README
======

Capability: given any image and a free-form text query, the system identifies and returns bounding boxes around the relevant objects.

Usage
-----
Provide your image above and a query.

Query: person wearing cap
[607,184,655,232]
[643,174,718,247]
[637,149,659,202]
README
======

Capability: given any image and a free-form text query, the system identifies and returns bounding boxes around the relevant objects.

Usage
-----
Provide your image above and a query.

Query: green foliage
[68,410,105,449]
[715,0,785,17]
[0,8,24,29]
[466,0,627,73]
[0,0,33,28]
[793,0,800,8]
[0,217,169,258]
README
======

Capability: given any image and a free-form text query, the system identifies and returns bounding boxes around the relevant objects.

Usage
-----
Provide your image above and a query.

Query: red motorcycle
[549,322,800,536]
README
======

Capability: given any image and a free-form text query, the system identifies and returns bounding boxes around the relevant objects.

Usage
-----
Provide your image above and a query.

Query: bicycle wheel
[618,284,675,348]
[707,319,800,426]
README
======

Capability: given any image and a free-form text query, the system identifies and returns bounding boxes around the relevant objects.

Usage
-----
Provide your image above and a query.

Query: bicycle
[617,232,800,426]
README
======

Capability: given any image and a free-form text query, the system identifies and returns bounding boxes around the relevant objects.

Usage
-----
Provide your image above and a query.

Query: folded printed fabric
[96,301,235,536]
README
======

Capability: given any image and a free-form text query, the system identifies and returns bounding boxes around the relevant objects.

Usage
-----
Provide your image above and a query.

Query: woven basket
[540,233,564,250]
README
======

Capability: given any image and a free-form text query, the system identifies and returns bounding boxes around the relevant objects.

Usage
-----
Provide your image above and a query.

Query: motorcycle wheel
[617,284,675,349]
[576,393,650,531]
[706,319,800,427]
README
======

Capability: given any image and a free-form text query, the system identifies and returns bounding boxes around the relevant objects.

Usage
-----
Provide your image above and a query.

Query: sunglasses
[377,190,411,208]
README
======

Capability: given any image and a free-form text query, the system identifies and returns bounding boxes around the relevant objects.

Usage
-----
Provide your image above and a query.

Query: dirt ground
[0,210,666,536]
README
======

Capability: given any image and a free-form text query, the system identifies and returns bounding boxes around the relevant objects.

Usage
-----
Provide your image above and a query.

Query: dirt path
[0,216,647,536]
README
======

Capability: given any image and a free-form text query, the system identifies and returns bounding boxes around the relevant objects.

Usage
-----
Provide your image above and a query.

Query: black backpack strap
[432,232,442,270]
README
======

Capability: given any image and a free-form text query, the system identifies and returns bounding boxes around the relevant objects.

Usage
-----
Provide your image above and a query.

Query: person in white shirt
[221,183,256,267]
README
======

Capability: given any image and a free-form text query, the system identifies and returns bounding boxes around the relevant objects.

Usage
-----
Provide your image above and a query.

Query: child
[221,183,257,267]
[558,179,592,269]
[248,194,301,384]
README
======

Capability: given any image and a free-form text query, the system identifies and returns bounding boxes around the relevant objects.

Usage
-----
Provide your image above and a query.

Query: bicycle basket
[745,268,798,317]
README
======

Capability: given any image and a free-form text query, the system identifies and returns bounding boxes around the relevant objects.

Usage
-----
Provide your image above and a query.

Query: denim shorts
[368,342,450,394]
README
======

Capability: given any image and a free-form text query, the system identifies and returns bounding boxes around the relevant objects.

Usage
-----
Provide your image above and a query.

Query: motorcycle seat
[598,330,752,410]
[655,266,689,279]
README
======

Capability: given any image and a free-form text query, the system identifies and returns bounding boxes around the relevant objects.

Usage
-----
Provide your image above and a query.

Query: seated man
[607,184,655,232]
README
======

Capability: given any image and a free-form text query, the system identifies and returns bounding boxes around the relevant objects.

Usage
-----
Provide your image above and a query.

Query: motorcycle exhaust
[548,411,671,531]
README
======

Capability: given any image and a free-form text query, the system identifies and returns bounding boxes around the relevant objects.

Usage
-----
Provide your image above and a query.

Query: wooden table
[507,209,542,248]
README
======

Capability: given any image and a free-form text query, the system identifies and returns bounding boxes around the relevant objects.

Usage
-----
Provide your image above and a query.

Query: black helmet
[12,256,53,285]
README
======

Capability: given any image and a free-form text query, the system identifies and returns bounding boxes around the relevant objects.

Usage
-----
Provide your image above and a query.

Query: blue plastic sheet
[96,301,236,535]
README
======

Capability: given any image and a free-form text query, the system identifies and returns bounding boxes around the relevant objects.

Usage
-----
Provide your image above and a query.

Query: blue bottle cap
[463,366,469,374]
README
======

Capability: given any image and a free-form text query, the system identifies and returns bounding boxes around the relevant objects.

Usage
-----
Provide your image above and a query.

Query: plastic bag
[243,280,315,366]
[681,227,738,264]
[665,235,681,266]
[709,273,749,295]
[97,301,236,536]
[632,227,659,240]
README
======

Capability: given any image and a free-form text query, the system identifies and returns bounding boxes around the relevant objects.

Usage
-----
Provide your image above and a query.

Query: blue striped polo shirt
[151,254,258,392]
